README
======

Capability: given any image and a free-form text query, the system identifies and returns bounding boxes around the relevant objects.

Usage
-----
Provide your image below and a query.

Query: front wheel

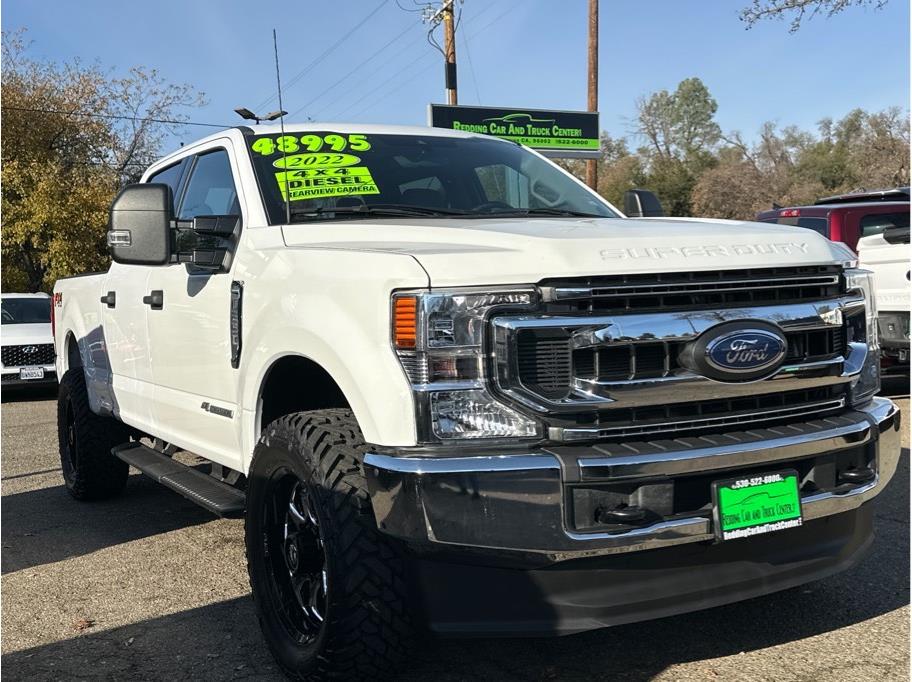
[245,410,415,680]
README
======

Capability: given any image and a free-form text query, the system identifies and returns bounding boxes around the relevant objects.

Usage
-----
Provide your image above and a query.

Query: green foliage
[560,77,908,220]
[1,30,205,292]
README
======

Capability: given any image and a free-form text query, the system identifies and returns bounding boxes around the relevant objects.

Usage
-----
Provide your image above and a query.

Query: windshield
[246,131,618,223]
[1,297,51,325]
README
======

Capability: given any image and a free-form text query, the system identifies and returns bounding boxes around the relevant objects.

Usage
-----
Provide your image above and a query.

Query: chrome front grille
[567,326,846,383]
[540,265,843,314]
[491,267,864,442]
[551,386,846,441]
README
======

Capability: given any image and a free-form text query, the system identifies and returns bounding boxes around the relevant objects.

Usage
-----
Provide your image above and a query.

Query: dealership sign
[428,104,600,159]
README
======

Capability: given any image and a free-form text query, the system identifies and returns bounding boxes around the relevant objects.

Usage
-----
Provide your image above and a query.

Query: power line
[287,20,419,120]
[330,52,433,120]
[326,1,506,120]
[339,2,511,118]
[253,0,390,112]
[1,105,229,128]
[460,9,481,104]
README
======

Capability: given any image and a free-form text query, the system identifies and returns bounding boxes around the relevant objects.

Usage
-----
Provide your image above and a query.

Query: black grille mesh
[2,344,55,367]
[517,330,571,399]
[564,327,846,383]
[542,265,844,314]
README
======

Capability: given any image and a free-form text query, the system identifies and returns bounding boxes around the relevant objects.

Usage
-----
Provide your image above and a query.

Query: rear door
[145,143,245,468]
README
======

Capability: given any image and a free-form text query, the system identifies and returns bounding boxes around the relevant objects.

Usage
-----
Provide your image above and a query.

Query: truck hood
[282,216,849,287]
[0,322,52,345]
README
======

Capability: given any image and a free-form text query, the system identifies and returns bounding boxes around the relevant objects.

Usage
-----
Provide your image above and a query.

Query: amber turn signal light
[393,296,418,349]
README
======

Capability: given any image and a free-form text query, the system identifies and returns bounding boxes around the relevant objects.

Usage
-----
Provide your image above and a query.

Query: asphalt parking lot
[1,377,909,681]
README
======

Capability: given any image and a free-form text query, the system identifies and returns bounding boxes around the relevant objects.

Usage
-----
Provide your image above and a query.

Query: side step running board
[113,443,245,517]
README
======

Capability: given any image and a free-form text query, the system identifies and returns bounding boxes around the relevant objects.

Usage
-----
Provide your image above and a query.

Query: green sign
[713,470,802,541]
[428,104,600,159]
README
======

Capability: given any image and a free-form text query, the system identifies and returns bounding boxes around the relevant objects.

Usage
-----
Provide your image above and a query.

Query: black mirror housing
[623,189,664,218]
[108,183,173,265]
[192,214,240,236]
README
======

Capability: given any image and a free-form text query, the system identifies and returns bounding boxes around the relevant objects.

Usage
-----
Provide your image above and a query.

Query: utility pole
[442,0,458,104]
[586,0,599,190]
[419,0,458,104]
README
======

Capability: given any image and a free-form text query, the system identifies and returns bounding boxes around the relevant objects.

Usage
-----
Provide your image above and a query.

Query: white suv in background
[1,293,57,387]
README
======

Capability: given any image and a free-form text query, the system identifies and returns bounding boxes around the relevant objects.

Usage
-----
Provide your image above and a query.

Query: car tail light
[779,209,800,217]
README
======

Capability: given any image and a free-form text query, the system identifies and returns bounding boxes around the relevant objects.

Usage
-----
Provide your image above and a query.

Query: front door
[145,144,245,468]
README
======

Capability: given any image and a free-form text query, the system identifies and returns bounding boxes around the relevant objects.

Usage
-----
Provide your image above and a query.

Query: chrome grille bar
[546,274,840,301]
[550,397,846,442]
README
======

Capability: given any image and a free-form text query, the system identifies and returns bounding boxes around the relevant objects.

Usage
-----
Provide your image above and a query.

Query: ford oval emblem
[704,328,787,376]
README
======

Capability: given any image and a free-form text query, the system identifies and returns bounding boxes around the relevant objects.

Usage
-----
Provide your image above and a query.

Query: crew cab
[756,186,910,252]
[53,124,901,680]
[1,292,57,387]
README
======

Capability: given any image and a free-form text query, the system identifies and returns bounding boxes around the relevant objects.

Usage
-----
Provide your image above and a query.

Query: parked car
[858,221,911,370]
[1,292,57,388]
[756,186,910,252]
[53,124,900,680]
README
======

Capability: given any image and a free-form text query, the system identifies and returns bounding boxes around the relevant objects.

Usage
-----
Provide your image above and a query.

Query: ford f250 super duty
[53,123,901,680]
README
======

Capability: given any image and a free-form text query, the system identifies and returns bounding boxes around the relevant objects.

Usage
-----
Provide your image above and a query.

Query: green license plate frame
[712,469,803,541]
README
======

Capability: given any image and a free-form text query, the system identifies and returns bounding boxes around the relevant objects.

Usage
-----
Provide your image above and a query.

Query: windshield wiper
[289,204,469,222]
[478,207,608,218]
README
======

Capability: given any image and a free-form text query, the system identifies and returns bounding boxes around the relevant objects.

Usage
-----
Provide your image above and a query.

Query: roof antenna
[273,28,291,225]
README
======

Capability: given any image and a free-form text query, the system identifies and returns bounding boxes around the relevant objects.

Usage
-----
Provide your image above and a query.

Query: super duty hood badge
[679,321,788,382]
[600,243,810,260]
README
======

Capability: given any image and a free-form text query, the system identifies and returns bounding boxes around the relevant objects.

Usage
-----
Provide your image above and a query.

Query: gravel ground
[1,377,908,681]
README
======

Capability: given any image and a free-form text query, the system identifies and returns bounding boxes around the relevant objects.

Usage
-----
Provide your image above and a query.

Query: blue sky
[4,0,909,154]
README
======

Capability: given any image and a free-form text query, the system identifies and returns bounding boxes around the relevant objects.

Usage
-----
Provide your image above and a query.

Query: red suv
[756,187,910,252]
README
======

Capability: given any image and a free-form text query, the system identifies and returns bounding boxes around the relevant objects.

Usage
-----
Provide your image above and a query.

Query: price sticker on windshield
[252,134,380,201]
[275,166,379,201]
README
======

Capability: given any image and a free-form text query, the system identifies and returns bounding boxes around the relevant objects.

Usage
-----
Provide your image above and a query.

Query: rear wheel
[245,409,415,680]
[57,368,131,500]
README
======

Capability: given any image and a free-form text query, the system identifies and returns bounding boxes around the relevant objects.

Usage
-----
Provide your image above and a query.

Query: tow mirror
[170,214,240,272]
[107,183,173,265]
[623,189,664,218]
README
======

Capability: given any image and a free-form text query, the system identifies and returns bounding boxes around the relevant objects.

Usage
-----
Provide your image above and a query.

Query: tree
[740,0,889,32]
[692,108,909,219]
[635,77,721,162]
[1,30,206,291]
[634,77,721,215]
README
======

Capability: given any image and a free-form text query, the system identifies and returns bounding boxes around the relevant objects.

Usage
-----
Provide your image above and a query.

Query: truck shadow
[2,449,907,680]
[1,473,215,575]
[880,374,910,399]
[1,384,58,403]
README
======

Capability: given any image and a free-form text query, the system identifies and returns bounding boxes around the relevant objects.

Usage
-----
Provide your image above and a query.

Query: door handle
[100,291,116,308]
[143,290,164,310]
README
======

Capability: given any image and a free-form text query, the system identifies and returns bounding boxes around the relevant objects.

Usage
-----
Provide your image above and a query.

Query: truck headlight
[845,268,880,406]
[392,288,541,441]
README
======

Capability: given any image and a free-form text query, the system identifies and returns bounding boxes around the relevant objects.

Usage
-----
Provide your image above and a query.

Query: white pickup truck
[53,123,901,680]
[857,221,911,369]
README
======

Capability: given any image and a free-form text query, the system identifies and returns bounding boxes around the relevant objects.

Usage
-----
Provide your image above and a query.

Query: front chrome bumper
[364,397,901,562]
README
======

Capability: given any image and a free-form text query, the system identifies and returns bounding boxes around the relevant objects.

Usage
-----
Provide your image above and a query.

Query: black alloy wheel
[262,472,329,645]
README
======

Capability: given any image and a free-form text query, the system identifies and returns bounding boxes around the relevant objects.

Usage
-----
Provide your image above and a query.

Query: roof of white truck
[178,122,495,151]
[154,122,513,171]
[1,292,50,299]
[238,122,486,138]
